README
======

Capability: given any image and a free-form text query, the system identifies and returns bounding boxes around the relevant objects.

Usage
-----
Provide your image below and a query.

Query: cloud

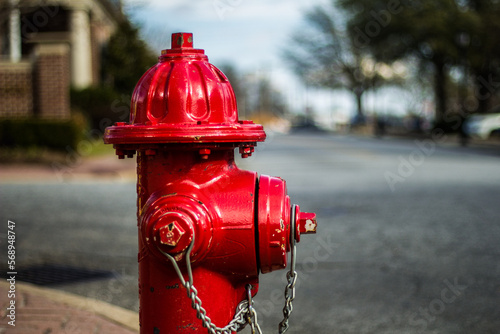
[124,0,217,20]
[125,0,303,22]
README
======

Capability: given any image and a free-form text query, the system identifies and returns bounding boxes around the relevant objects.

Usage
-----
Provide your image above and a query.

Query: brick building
[0,0,123,119]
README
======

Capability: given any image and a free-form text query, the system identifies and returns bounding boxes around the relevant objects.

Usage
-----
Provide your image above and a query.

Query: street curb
[0,280,139,332]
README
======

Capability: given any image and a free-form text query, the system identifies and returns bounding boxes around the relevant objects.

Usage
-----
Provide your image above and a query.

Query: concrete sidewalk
[0,281,139,333]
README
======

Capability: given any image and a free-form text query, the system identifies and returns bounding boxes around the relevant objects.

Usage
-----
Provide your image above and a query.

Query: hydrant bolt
[145,149,156,156]
[153,213,194,255]
[298,212,317,234]
[199,148,211,160]
[295,209,317,243]
[158,222,185,247]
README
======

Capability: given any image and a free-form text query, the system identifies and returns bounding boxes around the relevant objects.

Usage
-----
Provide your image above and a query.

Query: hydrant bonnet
[104,32,266,148]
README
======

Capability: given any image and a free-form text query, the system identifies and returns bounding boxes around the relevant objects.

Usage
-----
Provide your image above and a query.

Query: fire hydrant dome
[131,48,236,125]
[104,32,266,146]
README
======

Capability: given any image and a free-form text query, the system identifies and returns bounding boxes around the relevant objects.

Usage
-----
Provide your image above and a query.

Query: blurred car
[464,113,500,139]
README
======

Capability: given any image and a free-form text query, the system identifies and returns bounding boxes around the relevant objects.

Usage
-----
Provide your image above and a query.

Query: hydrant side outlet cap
[103,32,266,146]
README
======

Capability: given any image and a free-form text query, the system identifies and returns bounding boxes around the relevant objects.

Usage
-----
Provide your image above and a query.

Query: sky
[123,0,408,124]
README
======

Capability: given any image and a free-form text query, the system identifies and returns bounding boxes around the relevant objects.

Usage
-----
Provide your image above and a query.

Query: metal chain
[278,205,298,334]
[246,285,263,334]
[161,233,262,333]
[162,204,300,334]
[278,270,297,333]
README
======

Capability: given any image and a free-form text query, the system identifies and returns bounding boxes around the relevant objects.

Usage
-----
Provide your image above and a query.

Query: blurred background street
[1,0,500,333]
[1,132,499,333]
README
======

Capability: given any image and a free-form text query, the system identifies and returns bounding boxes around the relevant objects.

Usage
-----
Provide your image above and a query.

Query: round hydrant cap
[104,32,266,146]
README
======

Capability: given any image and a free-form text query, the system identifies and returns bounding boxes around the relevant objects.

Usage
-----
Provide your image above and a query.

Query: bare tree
[284,4,403,123]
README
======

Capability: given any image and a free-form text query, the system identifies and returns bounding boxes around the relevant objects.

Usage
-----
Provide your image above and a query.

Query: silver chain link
[162,204,300,334]
[246,284,263,334]
[161,235,258,334]
[278,205,298,334]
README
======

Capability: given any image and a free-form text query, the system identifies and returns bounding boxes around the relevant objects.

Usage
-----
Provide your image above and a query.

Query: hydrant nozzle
[295,207,317,242]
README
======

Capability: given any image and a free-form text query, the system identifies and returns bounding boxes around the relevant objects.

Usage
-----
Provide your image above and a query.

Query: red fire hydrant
[104,32,317,333]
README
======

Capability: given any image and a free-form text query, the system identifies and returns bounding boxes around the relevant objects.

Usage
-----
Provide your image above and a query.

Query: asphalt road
[1,132,499,333]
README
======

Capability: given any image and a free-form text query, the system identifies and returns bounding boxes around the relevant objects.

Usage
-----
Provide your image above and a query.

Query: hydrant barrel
[104,32,317,333]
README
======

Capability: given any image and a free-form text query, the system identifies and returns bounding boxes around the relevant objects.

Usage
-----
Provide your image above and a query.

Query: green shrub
[70,86,129,130]
[0,116,86,151]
